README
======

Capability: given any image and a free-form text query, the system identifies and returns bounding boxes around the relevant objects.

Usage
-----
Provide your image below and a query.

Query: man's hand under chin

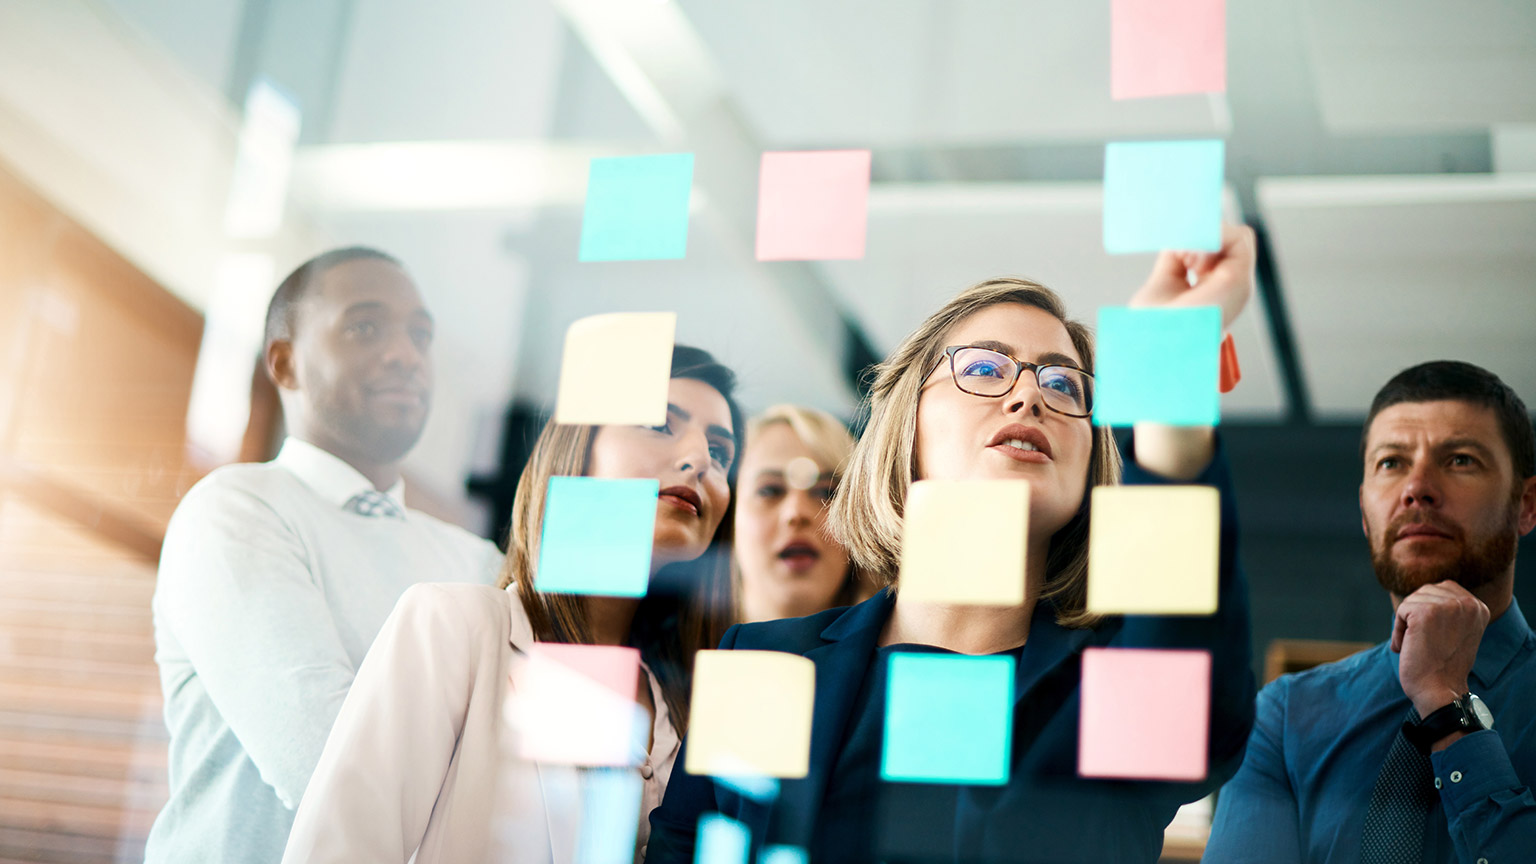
[1393,580,1490,749]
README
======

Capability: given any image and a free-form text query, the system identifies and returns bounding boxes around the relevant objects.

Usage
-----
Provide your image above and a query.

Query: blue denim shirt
[1206,598,1536,863]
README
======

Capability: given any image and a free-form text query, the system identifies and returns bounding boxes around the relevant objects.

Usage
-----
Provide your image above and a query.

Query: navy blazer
[648,441,1256,864]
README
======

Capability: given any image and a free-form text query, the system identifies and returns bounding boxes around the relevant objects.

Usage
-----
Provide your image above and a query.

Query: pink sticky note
[515,643,643,766]
[1078,647,1210,781]
[1111,0,1226,100]
[755,150,872,261]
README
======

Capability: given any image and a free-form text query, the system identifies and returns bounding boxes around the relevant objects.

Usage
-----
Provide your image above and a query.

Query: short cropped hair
[1362,360,1535,480]
[263,247,401,348]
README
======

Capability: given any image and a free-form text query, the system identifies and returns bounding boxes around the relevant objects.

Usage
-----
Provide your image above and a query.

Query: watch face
[1469,694,1495,730]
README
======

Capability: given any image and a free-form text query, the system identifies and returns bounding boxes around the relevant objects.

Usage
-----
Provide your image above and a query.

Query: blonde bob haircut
[745,404,856,480]
[735,404,870,610]
[828,277,1122,629]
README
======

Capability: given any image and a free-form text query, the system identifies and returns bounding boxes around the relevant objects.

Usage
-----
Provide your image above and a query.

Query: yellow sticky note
[898,480,1029,605]
[685,651,814,779]
[1087,486,1219,614]
[554,312,676,426]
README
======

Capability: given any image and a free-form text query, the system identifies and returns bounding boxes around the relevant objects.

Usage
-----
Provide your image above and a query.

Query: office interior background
[0,0,1533,861]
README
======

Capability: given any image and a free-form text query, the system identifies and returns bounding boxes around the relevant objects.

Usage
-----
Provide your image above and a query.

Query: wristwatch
[1402,692,1495,754]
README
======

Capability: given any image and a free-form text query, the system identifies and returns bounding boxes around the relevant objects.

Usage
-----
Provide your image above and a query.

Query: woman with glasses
[648,227,1259,863]
[281,346,742,864]
[734,404,873,624]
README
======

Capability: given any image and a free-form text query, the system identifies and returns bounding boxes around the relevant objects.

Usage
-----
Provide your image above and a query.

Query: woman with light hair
[734,404,872,623]
[649,228,1260,862]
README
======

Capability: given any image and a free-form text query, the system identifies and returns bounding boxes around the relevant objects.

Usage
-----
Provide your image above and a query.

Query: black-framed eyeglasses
[933,345,1094,418]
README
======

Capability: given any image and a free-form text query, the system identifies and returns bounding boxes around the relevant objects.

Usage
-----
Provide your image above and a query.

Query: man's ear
[266,339,299,391]
[1518,475,1536,536]
[1359,486,1369,538]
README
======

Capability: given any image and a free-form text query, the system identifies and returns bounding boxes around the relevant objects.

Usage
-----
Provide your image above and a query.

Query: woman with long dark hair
[283,346,742,864]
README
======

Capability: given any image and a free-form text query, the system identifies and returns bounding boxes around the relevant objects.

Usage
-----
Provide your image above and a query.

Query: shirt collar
[274,437,407,511]
[1387,595,1533,689]
[1472,596,1533,687]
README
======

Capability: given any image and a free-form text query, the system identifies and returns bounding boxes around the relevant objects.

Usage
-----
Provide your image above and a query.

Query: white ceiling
[8,0,1535,505]
[1258,173,1536,419]
[1301,0,1536,134]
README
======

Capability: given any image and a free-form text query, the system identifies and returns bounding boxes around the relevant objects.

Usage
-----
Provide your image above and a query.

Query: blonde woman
[649,229,1259,863]
[281,346,742,864]
[734,405,871,623]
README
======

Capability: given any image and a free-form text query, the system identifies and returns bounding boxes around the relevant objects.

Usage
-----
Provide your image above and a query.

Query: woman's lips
[658,494,698,516]
[777,543,821,573]
[658,485,701,517]
[989,443,1052,464]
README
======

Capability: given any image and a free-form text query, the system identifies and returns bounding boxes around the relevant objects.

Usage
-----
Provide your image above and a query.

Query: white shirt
[146,438,502,864]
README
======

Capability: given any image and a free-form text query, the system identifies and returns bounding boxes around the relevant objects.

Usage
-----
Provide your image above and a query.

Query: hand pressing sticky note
[1112,0,1226,100]
[537,477,658,597]
[514,643,643,767]
[686,651,815,779]
[1093,306,1221,427]
[1087,485,1219,615]
[882,653,1014,785]
[755,150,872,261]
[1079,647,1210,781]
[554,312,675,426]
[579,153,694,261]
[899,480,1029,606]
[695,813,750,864]
[1102,139,1224,254]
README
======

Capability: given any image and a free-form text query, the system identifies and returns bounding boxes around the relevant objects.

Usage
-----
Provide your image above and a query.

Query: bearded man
[1205,360,1536,864]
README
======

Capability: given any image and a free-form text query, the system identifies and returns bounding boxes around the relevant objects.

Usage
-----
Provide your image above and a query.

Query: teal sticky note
[573,768,643,864]
[580,153,695,261]
[1093,306,1222,427]
[695,813,750,864]
[759,847,808,864]
[536,477,658,596]
[881,653,1014,785]
[1102,139,1224,254]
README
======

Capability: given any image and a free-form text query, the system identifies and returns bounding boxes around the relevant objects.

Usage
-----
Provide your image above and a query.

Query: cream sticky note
[1086,486,1219,615]
[514,643,644,766]
[553,312,675,426]
[685,650,815,779]
[1111,0,1226,101]
[1078,647,1210,781]
[899,480,1029,605]
[755,150,872,261]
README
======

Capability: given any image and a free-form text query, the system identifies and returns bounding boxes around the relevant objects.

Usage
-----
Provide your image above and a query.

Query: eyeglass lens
[950,347,1093,415]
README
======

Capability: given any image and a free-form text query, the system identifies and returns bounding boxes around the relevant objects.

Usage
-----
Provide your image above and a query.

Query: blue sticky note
[574,768,643,864]
[580,153,695,261]
[695,813,750,864]
[1093,306,1222,427]
[536,477,658,596]
[881,653,1014,785]
[759,846,808,864]
[1102,139,1224,254]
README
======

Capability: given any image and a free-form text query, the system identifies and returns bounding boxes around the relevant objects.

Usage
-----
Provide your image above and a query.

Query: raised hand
[1127,223,1257,330]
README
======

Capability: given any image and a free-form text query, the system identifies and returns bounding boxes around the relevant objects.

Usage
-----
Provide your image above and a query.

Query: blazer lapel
[770,592,894,847]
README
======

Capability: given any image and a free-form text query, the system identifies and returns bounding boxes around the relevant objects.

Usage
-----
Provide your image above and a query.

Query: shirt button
[640,762,654,779]
[1451,770,1463,783]
[1434,777,1443,789]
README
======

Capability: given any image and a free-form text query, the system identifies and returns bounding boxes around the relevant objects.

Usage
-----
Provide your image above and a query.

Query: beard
[1369,497,1520,597]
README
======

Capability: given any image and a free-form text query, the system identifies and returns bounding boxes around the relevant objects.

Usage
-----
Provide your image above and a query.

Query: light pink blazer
[281,583,680,864]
